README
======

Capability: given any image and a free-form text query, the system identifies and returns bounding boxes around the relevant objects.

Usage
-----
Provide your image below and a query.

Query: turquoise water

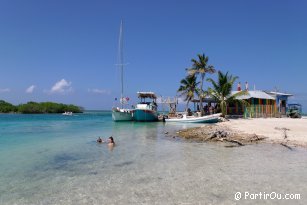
[1,112,307,204]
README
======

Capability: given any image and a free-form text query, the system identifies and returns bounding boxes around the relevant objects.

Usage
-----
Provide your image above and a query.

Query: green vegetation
[177,75,199,111]
[179,53,246,117]
[0,100,83,114]
[187,53,216,115]
[207,71,247,117]
[0,100,18,113]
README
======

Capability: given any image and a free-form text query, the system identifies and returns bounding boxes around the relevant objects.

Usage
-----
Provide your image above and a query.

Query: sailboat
[112,20,134,121]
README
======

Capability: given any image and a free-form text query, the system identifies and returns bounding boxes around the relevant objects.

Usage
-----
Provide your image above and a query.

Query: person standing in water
[108,136,115,151]
[108,136,115,145]
[96,136,115,150]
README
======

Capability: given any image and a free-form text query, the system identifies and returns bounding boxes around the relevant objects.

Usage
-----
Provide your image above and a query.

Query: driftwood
[224,139,244,146]
[280,143,293,151]
[275,127,290,139]
[208,134,218,140]
[224,145,239,148]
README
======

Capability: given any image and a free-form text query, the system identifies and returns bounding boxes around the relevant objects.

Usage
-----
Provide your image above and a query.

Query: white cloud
[50,79,72,94]
[177,97,186,104]
[0,88,10,93]
[26,85,36,93]
[88,88,110,94]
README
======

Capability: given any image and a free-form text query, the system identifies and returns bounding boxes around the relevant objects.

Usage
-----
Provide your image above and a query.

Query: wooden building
[265,91,293,116]
[229,90,277,118]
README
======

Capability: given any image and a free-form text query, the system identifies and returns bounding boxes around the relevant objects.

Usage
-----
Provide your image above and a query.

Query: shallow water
[0,112,307,204]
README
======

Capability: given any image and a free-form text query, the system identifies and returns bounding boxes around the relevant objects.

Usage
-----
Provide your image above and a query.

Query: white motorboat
[62,111,73,116]
[165,113,221,123]
[134,92,158,122]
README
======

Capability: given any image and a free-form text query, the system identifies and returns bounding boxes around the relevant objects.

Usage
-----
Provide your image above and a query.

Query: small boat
[134,92,158,122]
[62,111,73,116]
[112,20,134,121]
[165,113,221,123]
[287,103,302,118]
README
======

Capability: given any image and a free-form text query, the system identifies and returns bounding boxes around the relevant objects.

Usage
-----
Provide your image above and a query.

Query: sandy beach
[178,118,307,148]
[223,118,307,147]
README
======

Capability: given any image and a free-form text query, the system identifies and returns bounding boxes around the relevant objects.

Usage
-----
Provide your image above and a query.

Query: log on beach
[280,143,294,151]
[224,139,244,146]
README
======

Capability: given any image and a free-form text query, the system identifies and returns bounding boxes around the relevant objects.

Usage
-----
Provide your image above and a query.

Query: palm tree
[177,75,199,111]
[187,53,216,115]
[207,71,247,117]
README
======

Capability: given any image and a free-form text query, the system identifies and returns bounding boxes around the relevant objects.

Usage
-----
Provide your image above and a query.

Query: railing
[228,105,278,118]
[244,105,278,118]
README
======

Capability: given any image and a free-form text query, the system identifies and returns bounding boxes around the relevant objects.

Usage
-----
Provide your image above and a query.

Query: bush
[0,100,17,113]
[0,100,83,114]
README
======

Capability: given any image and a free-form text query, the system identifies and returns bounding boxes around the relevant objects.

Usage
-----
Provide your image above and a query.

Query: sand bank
[178,118,307,148]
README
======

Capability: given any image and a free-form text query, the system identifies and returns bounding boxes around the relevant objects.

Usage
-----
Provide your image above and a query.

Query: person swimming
[97,137,103,143]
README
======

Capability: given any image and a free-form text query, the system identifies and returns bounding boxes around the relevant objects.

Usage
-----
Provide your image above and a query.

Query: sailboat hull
[112,109,134,121]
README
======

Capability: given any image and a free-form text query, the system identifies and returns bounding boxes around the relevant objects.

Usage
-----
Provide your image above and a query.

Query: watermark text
[234,192,301,201]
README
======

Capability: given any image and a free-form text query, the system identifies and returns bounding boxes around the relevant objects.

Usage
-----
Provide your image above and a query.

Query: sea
[0,111,307,205]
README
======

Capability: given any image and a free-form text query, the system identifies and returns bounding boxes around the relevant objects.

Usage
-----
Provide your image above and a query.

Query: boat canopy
[137,92,157,99]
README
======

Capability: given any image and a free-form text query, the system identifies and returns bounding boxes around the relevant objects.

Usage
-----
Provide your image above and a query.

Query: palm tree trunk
[186,100,190,112]
[199,75,204,115]
[221,100,226,117]
[225,102,228,117]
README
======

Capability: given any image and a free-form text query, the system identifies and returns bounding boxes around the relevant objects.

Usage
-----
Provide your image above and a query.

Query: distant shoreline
[0,100,83,114]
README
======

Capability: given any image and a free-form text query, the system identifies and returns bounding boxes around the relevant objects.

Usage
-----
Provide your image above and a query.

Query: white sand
[222,118,307,147]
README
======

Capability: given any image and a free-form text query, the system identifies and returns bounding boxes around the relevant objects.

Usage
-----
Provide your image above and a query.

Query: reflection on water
[0,113,307,204]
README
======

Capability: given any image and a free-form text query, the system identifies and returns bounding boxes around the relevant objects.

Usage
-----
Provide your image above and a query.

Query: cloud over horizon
[50,79,72,94]
[87,88,111,94]
[0,88,10,93]
[26,85,36,93]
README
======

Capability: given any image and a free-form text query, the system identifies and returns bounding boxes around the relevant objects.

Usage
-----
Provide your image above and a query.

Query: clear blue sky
[0,0,306,111]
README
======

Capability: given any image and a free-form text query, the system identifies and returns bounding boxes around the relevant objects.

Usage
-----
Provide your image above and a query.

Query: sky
[0,0,306,111]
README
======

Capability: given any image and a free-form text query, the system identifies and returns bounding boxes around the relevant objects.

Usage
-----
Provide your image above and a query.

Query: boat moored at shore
[165,113,221,123]
[112,107,134,121]
[134,92,158,122]
[112,20,134,121]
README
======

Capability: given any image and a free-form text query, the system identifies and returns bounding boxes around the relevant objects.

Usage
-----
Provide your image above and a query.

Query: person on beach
[204,104,208,114]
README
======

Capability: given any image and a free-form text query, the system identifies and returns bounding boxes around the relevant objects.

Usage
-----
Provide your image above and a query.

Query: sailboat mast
[118,20,124,109]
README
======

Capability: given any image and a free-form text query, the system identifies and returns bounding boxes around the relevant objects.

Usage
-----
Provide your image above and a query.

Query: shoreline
[177,118,307,149]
